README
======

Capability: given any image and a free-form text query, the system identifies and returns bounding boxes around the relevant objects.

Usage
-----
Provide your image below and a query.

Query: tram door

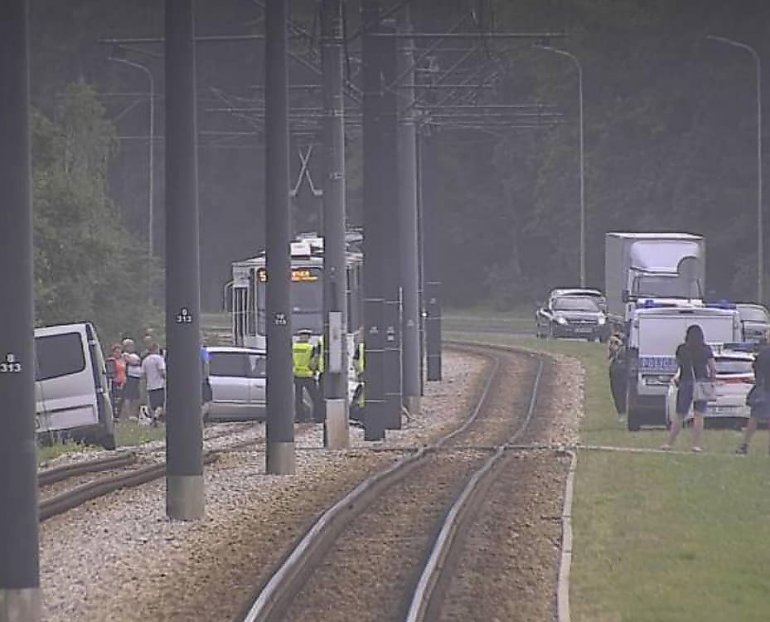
[232,286,248,346]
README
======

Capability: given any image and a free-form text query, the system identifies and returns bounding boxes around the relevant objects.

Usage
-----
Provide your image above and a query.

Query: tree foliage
[26,0,770,315]
[32,82,156,342]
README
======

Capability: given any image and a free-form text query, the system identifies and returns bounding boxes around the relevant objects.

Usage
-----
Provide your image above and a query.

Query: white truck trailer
[605,232,706,330]
[622,303,741,431]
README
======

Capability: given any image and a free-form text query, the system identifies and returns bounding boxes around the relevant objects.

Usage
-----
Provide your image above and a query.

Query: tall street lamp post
[536,45,586,287]
[707,35,763,303]
[109,54,155,303]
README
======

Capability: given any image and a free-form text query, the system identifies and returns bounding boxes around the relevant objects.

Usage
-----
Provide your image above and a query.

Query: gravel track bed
[427,351,584,621]
[40,351,485,622]
[278,350,543,622]
[438,451,570,621]
[282,452,493,622]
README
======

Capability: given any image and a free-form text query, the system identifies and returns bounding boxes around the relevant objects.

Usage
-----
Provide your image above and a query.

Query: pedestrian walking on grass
[662,324,716,453]
[737,342,770,454]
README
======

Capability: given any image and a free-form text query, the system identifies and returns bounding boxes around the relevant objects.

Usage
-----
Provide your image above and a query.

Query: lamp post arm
[706,35,763,302]
[536,45,586,286]
[109,56,156,303]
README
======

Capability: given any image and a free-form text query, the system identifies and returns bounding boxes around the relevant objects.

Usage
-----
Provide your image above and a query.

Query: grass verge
[448,331,770,621]
[38,421,165,466]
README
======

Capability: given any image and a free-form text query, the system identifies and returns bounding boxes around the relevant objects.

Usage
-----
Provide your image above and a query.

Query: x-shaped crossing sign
[290,145,323,198]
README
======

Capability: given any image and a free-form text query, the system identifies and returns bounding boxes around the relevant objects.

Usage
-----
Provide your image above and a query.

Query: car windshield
[739,306,769,322]
[553,297,599,312]
[715,358,754,375]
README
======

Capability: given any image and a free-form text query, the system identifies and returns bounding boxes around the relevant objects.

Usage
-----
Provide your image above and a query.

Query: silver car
[205,346,266,421]
[665,348,755,428]
[736,303,770,343]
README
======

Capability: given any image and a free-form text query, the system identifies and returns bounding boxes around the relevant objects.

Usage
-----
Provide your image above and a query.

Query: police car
[665,344,755,428]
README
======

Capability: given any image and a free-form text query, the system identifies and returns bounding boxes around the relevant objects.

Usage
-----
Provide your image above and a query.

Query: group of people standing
[663,324,770,453]
[106,334,166,425]
[609,323,770,453]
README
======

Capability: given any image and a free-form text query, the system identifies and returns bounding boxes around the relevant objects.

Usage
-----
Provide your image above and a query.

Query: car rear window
[209,353,249,377]
[715,358,754,375]
[36,332,86,381]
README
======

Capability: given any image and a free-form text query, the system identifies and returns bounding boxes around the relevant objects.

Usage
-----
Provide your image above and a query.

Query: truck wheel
[100,433,117,451]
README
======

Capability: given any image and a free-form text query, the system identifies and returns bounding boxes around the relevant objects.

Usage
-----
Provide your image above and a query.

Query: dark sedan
[536,295,608,341]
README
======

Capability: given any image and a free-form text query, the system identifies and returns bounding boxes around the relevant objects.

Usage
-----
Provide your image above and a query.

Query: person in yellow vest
[293,329,320,422]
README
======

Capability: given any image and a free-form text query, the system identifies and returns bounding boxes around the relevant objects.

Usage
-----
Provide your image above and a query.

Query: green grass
[38,421,165,466]
[446,331,770,621]
[114,420,166,446]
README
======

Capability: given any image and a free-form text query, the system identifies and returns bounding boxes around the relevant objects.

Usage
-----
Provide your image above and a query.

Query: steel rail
[37,430,261,523]
[38,452,138,487]
[239,344,504,622]
[39,451,221,522]
[404,358,544,622]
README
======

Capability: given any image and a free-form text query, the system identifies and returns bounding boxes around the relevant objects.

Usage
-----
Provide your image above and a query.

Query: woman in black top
[662,324,716,452]
[736,341,770,454]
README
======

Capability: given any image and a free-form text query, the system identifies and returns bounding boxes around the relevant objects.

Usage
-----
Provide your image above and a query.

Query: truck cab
[621,303,741,431]
[605,232,706,331]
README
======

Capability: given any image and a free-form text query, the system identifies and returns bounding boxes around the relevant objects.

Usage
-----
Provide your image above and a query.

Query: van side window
[209,352,249,377]
[36,332,86,381]
[250,354,267,378]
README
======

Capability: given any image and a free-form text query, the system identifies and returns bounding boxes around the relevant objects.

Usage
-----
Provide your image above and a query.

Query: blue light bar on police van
[704,301,737,310]
[638,300,678,309]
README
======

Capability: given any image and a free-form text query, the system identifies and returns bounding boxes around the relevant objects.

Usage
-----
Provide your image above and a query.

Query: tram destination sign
[256,267,321,283]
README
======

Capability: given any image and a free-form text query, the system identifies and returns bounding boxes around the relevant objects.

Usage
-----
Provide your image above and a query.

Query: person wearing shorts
[142,342,166,424]
[737,342,770,454]
[662,324,716,452]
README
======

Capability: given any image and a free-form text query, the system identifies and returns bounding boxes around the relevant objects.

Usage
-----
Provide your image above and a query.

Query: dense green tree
[32,82,156,343]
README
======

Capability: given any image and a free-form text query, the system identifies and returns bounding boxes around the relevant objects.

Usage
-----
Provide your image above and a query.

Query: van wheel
[100,433,117,451]
[627,409,641,432]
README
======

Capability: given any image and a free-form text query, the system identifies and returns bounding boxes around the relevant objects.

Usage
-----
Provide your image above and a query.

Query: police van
[35,322,116,449]
[623,302,741,431]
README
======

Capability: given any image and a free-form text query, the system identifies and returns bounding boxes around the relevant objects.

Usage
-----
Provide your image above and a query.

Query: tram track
[37,422,305,524]
[239,342,564,622]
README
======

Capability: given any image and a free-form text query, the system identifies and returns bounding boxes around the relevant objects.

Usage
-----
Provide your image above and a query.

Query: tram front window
[256,267,323,335]
[291,278,323,333]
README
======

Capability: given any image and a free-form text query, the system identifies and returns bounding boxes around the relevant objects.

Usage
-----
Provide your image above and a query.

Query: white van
[35,322,116,449]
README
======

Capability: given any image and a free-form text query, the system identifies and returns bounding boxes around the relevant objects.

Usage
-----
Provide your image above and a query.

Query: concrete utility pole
[321,0,350,449]
[264,0,295,472]
[361,0,387,440]
[164,0,204,520]
[396,6,422,415]
[380,17,403,429]
[0,1,41,619]
[422,61,443,382]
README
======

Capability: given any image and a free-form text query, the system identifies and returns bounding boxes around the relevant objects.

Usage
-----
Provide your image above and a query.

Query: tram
[228,232,364,359]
